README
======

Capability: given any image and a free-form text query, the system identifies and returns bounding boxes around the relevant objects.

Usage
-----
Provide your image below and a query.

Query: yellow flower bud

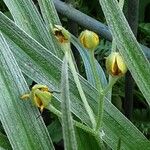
[53,25,70,43]
[79,30,99,50]
[21,84,52,112]
[106,52,127,76]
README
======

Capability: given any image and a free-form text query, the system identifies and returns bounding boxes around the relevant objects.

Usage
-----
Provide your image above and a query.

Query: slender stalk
[46,105,95,136]
[87,30,118,132]
[95,76,118,131]
[47,104,62,117]
[88,50,104,131]
[46,104,103,148]
[60,42,96,128]
[103,77,118,95]
[67,47,96,128]
[95,93,105,131]
[89,50,103,91]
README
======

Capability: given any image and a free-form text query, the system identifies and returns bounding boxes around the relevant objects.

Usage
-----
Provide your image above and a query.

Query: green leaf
[37,0,61,26]
[0,132,11,150]
[99,0,150,106]
[38,0,107,89]
[0,12,149,150]
[71,36,107,89]
[47,120,62,143]
[3,0,63,58]
[37,0,81,74]
[0,32,54,150]
[71,36,111,101]
[61,54,77,150]
[75,128,100,150]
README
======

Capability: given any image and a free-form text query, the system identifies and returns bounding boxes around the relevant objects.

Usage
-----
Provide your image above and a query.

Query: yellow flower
[21,84,52,112]
[106,52,127,76]
[53,25,70,43]
[79,30,99,50]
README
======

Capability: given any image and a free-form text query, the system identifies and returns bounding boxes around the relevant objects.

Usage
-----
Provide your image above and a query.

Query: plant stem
[62,43,96,128]
[89,50,117,131]
[103,77,118,95]
[46,104,95,136]
[47,104,104,149]
[95,132,106,149]
[88,50,105,132]
[95,77,118,132]
[89,50,103,91]
[67,49,96,128]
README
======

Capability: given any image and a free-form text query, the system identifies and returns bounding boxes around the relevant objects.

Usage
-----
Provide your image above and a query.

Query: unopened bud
[79,30,99,50]
[21,84,52,112]
[106,52,127,76]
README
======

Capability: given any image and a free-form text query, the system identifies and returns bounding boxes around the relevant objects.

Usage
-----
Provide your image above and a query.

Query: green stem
[103,77,118,95]
[88,50,105,131]
[88,50,104,131]
[96,77,118,131]
[47,104,62,117]
[46,104,103,149]
[89,50,103,91]
[68,50,96,128]
[62,43,96,128]
[46,104,95,136]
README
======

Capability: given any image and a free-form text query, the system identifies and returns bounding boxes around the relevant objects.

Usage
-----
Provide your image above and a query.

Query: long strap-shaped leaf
[0,32,54,150]
[61,54,77,150]
[0,13,149,149]
[71,36,111,101]
[3,0,63,58]
[37,0,108,96]
[99,0,150,106]
[37,0,61,26]
[71,36,107,88]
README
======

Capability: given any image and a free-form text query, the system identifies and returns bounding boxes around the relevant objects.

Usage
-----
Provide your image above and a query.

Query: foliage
[0,0,150,150]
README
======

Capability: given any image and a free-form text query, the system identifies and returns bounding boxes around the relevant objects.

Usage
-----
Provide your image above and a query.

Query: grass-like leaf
[71,36,111,101]
[71,36,107,89]
[37,0,61,26]
[38,0,108,96]
[75,128,100,150]
[0,13,150,149]
[0,32,54,150]
[3,0,63,58]
[99,0,150,106]
[47,120,62,143]
[61,54,77,150]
